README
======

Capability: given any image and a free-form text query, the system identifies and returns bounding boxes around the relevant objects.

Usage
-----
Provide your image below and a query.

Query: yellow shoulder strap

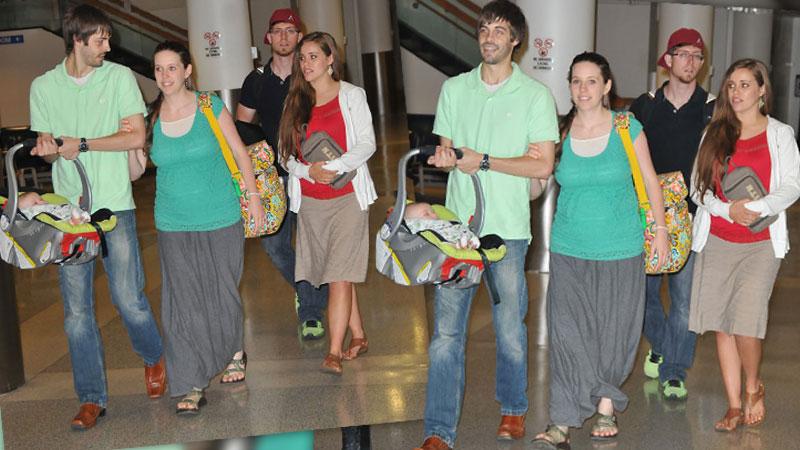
[616,112,650,210]
[198,93,243,185]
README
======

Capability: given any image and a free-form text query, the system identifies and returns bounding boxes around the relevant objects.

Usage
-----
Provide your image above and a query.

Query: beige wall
[0,28,157,129]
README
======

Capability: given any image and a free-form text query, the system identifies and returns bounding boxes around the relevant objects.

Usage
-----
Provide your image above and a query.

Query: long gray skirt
[158,222,244,397]
[546,252,645,427]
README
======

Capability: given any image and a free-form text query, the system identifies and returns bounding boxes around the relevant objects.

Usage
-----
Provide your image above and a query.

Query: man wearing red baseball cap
[629,27,715,401]
[237,9,329,342]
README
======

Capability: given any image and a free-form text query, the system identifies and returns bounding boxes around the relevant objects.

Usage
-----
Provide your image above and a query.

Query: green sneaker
[301,320,325,340]
[643,349,662,379]
[662,379,688,400]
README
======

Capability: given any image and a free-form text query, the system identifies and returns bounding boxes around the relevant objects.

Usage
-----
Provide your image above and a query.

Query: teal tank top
[150,93,241,232]
[550,113,644,260]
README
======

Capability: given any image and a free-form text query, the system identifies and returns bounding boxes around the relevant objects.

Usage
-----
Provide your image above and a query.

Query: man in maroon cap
[629,27,715,401]
[237,9,329,341]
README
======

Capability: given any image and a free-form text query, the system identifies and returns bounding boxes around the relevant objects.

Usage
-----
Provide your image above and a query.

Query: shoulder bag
[299,124,356,190]
[616,112,692,274]
[720,156,776,233]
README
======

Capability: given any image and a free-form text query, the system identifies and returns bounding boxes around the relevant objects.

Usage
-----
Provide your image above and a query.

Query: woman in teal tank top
[532,53,669,448]
[145,41,264,416]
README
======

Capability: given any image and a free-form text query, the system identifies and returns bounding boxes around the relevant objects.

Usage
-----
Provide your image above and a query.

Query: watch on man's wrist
[479,153,490,171]
[79,137,89,153]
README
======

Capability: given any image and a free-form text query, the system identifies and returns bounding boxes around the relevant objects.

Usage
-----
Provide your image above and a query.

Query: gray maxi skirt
[158,222,245,397]
[546,252,645,427]
[689,234,781,339]
[295,193,369,288]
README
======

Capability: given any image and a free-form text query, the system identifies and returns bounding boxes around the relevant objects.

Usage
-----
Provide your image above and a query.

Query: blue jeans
[643,251,697,382]
[260,206,328,323]
[59,209,162,407]
[423,239,529,447]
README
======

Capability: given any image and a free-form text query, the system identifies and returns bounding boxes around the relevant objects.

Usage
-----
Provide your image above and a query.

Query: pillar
[298,0,345,59]
[731,8,773,64]
[357,0,394,116]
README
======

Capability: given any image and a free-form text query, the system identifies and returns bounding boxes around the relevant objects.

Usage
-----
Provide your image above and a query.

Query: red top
[298,96,354,199]
[710,130,771,243]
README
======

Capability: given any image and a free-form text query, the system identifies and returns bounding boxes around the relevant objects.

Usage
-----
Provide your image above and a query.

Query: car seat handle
[385,146,483,241]
[2,139,92,233]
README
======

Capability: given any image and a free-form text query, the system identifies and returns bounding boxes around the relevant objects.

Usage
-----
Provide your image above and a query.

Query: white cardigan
[691,116,800,258]
[284,81,378,212]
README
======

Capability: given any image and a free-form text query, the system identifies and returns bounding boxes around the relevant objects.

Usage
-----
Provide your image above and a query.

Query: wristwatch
[79,138,89,153]
[479,153,490,171]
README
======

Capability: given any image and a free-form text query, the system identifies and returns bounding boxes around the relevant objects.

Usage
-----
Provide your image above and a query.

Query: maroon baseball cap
[263,8,302,43]
[657,28,705,68]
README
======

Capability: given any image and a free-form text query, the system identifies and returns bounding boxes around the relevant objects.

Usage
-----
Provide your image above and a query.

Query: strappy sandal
[220,351,247,384]
[176,388,206,416]
[531,424,570,449]
[744,383,765,427]
[714,407,743,432]
[321,353,343,375]
[590,414,618,440]
[343,336,368,361]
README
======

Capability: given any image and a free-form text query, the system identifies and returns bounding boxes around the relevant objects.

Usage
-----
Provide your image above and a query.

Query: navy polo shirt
[629,83,714,214]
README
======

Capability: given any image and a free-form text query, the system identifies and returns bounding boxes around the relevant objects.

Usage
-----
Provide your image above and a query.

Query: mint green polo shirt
[433,63,559,240]
[29,59,145,212]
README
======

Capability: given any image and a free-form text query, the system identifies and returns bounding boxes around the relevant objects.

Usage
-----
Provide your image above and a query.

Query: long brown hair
[694,58,772,199]
[145,41,195,150]
[278,32,342,163]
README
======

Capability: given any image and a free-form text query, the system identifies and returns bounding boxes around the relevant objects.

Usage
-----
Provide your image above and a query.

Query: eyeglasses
[671,51,704,63]
[270,28,299,37]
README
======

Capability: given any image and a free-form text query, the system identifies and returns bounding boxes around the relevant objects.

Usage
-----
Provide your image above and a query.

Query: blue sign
[0,35,24,45]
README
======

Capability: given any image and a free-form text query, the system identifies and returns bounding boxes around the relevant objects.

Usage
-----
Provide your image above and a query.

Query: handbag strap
[616,112,650,212]
[198,93,243,191]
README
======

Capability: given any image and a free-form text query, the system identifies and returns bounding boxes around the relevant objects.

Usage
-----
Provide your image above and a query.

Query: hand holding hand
[730,199,760,226]
[309,161,337,184]
[454,146,481,175]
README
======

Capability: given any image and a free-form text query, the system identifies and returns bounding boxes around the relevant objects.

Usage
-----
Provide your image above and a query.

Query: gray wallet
[721,157,776,233]
[300,127,355,190]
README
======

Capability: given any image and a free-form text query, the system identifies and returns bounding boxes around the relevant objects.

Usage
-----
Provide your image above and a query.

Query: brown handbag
[720,157,776,233]
[299,125,355,190]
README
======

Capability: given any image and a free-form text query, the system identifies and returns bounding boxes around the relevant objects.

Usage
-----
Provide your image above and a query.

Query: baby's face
[405,203,439,220]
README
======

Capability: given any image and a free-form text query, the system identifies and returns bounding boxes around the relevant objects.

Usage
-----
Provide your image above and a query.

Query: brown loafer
[413,436,451,450]
[343,337,368,361]
[497,414,525,440]
[321,353,343,375]
[70,403,106,430]
[145,356,167,398]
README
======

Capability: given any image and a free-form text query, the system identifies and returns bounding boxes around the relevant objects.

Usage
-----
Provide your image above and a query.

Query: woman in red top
[278,32,377,375]
[690,59,800,431]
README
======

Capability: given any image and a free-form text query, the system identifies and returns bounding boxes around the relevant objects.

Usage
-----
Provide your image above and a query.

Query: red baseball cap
[264,8,302,44]
[657,28,705,69]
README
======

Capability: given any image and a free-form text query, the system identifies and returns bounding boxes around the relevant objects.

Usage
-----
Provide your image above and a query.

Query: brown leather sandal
[714,407,743,432]
[321,353,343,375]
[343,337,368,361]
[744,383,765,426]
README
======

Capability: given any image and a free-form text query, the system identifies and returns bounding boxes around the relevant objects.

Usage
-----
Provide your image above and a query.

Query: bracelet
[247,192,260,198]
[655,225,668,231]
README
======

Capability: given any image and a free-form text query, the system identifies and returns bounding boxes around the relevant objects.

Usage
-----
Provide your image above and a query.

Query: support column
[187,0,253,111]
[356,0,393,116]
[731,8,773,64]
[517,0,595,276]
[656,3,714,90]
[298,0,345,61]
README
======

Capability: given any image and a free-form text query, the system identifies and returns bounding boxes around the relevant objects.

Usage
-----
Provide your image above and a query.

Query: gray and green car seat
[376,146,506,300]
[1,139,117,269]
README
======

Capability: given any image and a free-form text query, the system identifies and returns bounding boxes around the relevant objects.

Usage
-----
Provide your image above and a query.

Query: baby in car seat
[404,202,480,250]
[16,192,90,226]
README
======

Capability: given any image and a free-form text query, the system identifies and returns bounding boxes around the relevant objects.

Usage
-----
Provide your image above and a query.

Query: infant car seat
[376,146,506,302]
[1,139,117,269]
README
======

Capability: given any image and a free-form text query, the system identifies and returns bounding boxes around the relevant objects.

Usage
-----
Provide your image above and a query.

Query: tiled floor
[2,115,800,449]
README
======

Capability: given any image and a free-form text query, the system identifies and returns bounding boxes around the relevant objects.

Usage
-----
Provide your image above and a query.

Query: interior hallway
[2,113,800,450]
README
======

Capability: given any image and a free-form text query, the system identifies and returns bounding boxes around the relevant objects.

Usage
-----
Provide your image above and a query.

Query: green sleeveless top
[150,93,241,232]
[550,113,644,260]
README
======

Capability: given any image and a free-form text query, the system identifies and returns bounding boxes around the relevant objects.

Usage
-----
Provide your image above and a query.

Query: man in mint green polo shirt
[414,1,558,449]
[29,4,165,431]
